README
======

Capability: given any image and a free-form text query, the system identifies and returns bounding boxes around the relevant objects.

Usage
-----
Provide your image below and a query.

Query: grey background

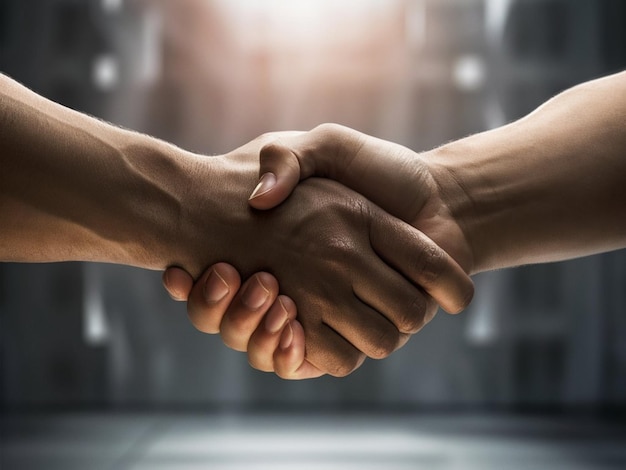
[1,0,625,411]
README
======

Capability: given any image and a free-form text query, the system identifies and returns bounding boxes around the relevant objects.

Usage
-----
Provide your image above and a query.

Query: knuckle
[260,142,293,169]
[310,123,357,172]
[313,122,342,138]
[444,278,475,315]
[260,141,282,156]
[327,352,364,378]
[459,282,475,311]
[368,326,400,359]
[414,242,446,286]
[397,295,428,334]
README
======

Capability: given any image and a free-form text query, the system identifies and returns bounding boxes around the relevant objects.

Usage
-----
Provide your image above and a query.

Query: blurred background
[1,0,626,468]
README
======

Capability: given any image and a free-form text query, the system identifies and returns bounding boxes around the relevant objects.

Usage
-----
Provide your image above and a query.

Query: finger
[370,209,475,314]
[219,272,279,352]
[351,249,439,339]
[248,124,362,210]
[247,295,297,372]
[248,295,370,377]
[301,316,367,378]
[186,263,242,334]
[248,142,302,210]
[162,266,194,301]
[322,296,413,360]
[273,320,325,380]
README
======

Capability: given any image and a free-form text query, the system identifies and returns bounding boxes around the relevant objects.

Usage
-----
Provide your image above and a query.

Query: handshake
[4,72,624,380]
[160,124,475,379]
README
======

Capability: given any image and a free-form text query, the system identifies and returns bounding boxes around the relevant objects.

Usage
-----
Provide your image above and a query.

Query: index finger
[370,208,474,314]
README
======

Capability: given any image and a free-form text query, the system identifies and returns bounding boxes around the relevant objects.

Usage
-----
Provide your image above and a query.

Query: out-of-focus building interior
[1,0,626,468]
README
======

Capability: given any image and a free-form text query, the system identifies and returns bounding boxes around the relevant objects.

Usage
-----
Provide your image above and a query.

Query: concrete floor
[2,412,626,469]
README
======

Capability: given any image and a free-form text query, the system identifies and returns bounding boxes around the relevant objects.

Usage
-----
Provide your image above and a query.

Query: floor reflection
[2,412,626,469]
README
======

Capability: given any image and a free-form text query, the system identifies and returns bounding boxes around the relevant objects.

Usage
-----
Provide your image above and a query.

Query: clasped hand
[164,125,474,378]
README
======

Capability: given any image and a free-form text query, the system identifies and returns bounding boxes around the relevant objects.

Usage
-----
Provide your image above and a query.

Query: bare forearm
[0,73,191,269]
[430,72,626,273]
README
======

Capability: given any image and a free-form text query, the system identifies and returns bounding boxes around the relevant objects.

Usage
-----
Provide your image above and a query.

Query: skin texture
[0,73,472,378]
[165,71,626,379]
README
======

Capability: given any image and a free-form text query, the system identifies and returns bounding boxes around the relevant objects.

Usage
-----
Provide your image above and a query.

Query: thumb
[248,124,364,211]
[248,142,305,210]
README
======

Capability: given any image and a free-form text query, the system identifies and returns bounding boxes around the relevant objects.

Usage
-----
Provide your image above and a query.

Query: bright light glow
[92,54,119,92]
[101,0,123,14]
[148,428,441,458]
[405,0,426,51]
[485,0,514,43]
[466,306,498,345]
[82,265,110,346]
[137,9,162,85]
[453,55,486,92]
[218,0,402,49]
[220,0,390,18]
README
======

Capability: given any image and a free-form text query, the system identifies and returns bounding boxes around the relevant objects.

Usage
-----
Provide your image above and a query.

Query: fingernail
[203,269,230,304]
[265,298,289,333]
[242,275,270,310]
[279,322,294,350]
[249,172,277,200]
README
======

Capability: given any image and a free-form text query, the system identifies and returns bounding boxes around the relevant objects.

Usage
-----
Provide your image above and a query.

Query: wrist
[0,72,215,270]
[97,129,195,271]
[425,128,514,274]
[168,150,262,279]
[426,119,580,273]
